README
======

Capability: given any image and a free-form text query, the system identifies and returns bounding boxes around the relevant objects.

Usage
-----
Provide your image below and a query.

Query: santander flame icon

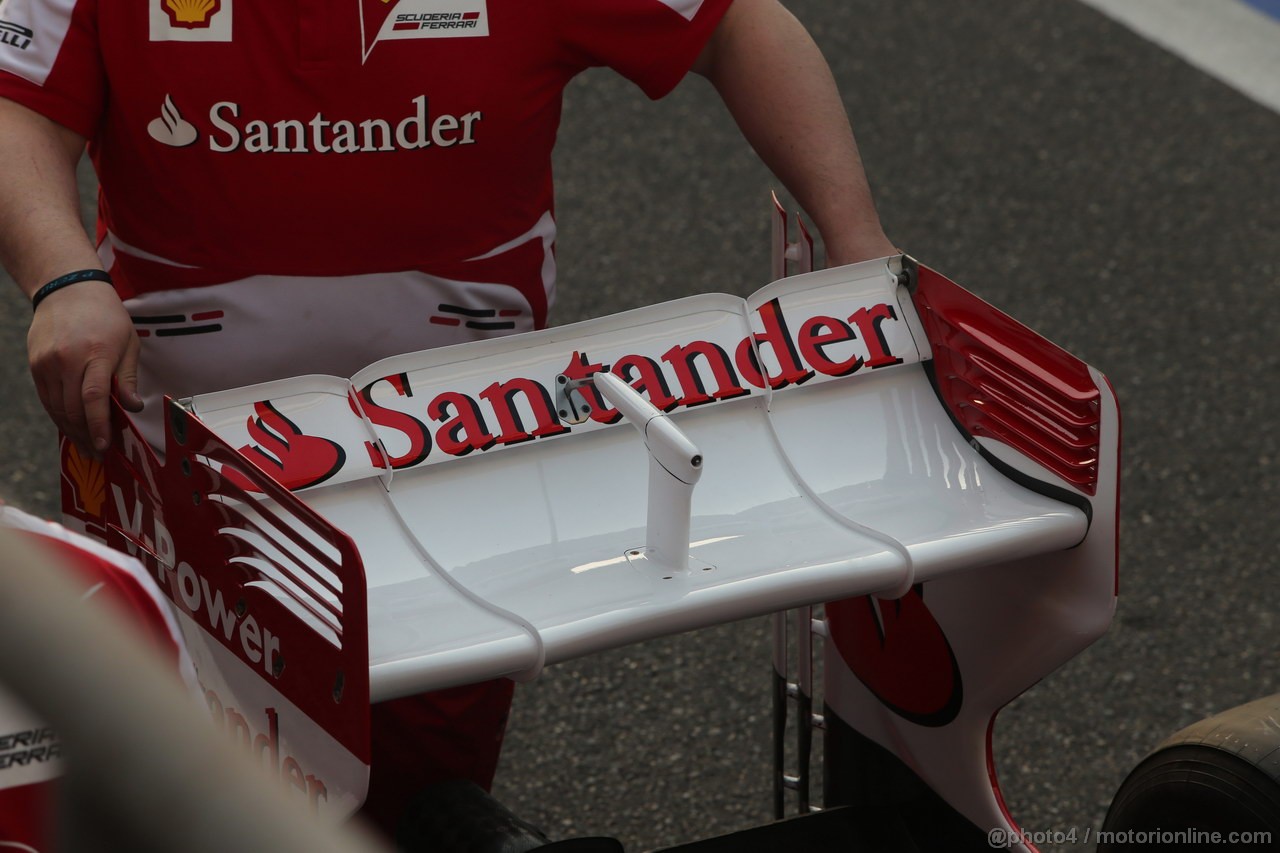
[223,402,346,493]
[148,95,199,148]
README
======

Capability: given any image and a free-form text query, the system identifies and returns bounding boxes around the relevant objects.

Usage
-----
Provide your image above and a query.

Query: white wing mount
[561,371,704,575]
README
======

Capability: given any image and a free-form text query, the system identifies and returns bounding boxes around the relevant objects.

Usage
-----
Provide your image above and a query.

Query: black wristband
[31,269,114,312]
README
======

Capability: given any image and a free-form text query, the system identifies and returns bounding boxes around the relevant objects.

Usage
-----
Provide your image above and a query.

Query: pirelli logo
[0,20,33,51]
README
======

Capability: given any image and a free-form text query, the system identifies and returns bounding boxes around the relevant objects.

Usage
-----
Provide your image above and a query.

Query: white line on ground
[1076,0,1280,114]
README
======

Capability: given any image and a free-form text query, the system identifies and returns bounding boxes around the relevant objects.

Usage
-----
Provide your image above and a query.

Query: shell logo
[162,0,223,29]
[61,441,106,520]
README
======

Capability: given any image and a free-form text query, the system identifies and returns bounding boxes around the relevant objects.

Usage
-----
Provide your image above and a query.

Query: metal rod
[770,611,787,820]
[793,607,813,815]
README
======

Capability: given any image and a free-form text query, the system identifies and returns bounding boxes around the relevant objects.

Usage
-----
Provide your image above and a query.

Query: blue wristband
[31,269,114,312]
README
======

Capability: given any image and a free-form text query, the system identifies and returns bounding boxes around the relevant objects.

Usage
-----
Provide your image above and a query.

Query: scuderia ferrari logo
[361,0,489,62]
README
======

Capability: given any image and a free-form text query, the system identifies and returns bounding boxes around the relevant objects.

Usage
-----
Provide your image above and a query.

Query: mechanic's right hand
[26,280,144,456]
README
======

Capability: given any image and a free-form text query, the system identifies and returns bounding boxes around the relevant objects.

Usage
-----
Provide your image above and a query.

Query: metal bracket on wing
[557,372,703,574]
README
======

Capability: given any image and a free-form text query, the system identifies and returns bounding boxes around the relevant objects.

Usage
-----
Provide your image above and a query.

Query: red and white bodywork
[66,250,1118,846]
[819,261,1118,850]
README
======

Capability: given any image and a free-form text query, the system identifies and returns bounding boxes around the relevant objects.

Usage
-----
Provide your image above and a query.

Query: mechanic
[0,501,191,850]
[0,0,896,839]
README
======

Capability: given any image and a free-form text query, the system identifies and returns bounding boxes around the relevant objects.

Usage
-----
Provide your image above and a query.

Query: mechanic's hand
[27,281,144,455]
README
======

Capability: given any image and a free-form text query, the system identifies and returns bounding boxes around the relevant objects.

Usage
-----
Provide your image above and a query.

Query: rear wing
[174,256,1099,699]
[74,254,1116,823]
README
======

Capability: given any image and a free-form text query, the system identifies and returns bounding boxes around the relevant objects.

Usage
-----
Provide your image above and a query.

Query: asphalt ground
[1,1,1277,850]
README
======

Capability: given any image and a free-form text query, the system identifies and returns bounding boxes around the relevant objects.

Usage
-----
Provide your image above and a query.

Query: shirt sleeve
[1,505,188,675]
[0,0,104,138]
[553,0,735,100]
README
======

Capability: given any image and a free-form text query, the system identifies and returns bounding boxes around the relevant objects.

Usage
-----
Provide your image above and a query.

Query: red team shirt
[0,0,732,424]
[0,0,732,444]
[0,505,189,852]
[0,0,733,837]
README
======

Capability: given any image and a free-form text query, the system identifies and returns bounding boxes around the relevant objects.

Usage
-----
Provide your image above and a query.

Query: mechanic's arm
[0,97,142,455]
[693,0,897,266]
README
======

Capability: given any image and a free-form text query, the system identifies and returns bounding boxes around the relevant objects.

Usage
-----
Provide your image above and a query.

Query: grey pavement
[1,1,1277,850]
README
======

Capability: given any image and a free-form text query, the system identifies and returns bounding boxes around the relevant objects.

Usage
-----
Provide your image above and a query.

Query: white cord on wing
[346,385,547,682]
[375,489,548,683]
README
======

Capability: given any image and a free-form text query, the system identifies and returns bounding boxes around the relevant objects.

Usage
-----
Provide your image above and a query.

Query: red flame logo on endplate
[223,402,346,493]
[827,586,963,727]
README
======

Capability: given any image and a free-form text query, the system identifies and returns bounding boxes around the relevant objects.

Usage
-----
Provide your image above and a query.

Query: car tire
[1099,693,1280,851]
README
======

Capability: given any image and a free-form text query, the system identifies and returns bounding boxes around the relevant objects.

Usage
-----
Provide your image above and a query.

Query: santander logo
[146,93,481,154]
[147,94,199,147]
[216,295,912,495]
[223,402,347,493]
